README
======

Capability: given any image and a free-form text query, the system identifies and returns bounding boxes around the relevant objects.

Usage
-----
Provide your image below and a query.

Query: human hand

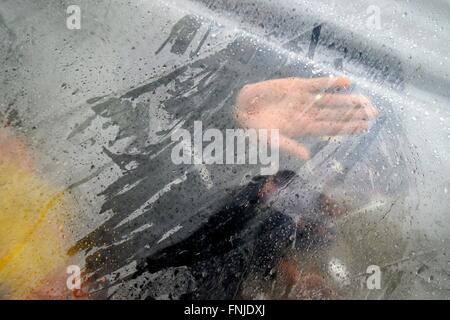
[235,76,379,160]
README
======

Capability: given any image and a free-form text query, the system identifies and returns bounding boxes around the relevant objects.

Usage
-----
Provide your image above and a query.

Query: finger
[318,193,348,217]
[278,258,302,286]
[303,120,371,136]
[313,105,379,121]
[316,94,373,109]
[279,134,311,160]
[314,94,374,109]
[301,76,351,92]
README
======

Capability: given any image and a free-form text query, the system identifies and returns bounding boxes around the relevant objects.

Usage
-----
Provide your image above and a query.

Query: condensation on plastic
[0,0,449,299]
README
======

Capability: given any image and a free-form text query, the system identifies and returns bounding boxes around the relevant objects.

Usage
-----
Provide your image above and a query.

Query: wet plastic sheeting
[0,0,449,299]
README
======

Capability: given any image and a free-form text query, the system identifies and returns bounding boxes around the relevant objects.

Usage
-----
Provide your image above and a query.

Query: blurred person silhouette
[135,76,379,299]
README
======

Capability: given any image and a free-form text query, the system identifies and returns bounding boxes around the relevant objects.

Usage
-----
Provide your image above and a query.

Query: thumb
[279,134,311,161]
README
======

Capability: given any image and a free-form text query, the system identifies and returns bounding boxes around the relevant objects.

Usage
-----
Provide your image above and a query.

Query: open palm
[235,76,379,160]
